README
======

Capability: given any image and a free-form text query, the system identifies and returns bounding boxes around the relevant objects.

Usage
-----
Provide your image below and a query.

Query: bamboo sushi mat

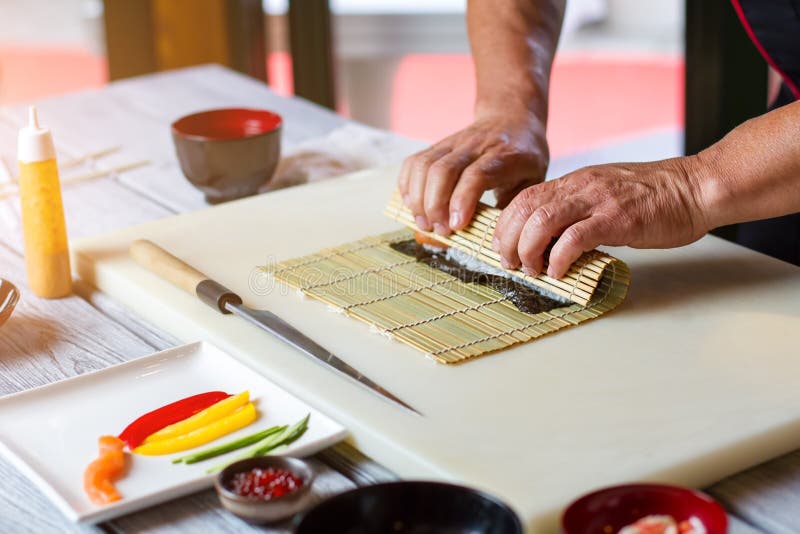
[265,196,630,364]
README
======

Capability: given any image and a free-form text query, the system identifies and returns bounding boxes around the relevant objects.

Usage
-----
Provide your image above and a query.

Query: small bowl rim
[0,278,20,327]
[171,107,283,142]
[294,479,524,532]
[562,482,728,534]
[214,456,314,507]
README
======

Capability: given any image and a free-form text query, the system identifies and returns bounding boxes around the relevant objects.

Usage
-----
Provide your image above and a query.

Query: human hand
[492,157,712,278]
[398,111,549,235]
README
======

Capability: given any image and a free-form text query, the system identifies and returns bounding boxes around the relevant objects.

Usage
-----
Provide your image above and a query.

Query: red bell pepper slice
[118,391,230,449]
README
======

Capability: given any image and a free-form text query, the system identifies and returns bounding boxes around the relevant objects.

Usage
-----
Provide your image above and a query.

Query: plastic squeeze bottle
[18,106,72,298]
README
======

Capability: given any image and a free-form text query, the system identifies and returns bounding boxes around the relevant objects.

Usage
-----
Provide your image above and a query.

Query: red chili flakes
[229,467,304,500]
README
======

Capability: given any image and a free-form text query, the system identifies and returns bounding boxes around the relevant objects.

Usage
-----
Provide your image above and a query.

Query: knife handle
[129,239,242,314]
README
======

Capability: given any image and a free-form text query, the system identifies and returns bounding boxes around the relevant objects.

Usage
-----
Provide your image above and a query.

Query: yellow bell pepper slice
[133,402,257,456]
[143,391,250,444]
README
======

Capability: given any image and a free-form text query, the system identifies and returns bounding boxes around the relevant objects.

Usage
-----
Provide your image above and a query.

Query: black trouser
[733,83,800,266]
[737,214,800,265]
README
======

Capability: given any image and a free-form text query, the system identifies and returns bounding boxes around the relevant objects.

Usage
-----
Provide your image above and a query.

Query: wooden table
[0,65,796,533]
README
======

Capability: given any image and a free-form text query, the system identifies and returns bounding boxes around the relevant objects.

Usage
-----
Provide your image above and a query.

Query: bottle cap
[18,106,56,164]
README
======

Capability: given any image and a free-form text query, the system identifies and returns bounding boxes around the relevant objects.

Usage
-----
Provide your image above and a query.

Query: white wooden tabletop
[0,65,795,533]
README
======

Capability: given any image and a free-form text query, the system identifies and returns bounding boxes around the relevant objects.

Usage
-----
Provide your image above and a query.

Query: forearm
[399,0,564,233]
[694,100,800,229]
[467,0,565,123]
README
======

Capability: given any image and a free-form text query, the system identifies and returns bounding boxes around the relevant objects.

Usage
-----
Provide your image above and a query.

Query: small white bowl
[214,456,315,524]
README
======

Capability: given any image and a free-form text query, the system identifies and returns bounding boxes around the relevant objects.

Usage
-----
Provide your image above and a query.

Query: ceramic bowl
[0,278,20,327]
[214,456,314,524]
[562,483,728,534]
[171,108,282,204]
[294,481,523,533]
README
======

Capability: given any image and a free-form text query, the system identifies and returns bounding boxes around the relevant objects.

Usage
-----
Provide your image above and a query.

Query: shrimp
[83,435,126,505]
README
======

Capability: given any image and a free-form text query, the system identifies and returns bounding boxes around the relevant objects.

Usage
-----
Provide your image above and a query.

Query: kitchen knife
[130,239,420,415]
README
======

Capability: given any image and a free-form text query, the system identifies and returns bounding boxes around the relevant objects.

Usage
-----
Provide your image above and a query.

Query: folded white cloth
[263,123,427,192]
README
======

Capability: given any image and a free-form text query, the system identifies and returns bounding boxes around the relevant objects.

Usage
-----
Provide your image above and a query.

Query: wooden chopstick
[0,160,150,200]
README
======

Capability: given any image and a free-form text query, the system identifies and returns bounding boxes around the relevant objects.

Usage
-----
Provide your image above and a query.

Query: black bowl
[294,481,523,534]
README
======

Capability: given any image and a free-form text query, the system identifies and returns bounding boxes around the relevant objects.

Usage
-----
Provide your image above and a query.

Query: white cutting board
[72,167,800,532]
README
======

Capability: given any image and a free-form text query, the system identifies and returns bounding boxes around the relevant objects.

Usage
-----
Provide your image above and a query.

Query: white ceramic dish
[0,341,348,524]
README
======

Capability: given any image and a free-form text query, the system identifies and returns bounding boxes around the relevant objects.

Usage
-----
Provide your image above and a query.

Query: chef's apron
[730,0,800,265]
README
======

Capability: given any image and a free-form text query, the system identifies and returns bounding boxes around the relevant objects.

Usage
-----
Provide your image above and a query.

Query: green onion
[254,414,309,455]
[206,414,310,474]
[171,424,286,465]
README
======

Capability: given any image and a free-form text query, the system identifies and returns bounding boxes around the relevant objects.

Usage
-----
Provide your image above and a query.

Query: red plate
[562,483,728,534]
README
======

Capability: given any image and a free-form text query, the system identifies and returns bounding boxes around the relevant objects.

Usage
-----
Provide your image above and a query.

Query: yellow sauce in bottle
[18,107,71,298]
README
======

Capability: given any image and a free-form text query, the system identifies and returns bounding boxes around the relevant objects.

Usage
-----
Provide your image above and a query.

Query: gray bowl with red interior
[171,108,282,204]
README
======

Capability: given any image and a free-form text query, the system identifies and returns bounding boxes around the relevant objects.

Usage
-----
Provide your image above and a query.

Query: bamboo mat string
[478,210,499,254]
[428,305,576,358]
[298,258,415,291]
[569,258,589,302]
[385,295,508,333]
[267,234,408,276]
[342,278,457,310]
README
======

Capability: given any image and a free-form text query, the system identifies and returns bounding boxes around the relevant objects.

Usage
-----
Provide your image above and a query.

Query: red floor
[0,46,682,158]
[0,45,107,103]
[392,53,683,157]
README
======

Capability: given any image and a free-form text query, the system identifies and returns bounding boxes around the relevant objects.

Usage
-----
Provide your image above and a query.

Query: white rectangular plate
[0,341,348,524]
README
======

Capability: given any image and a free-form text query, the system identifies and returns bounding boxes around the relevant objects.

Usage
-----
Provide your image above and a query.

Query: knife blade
[224,302,419,414]
[130,239,420,415]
